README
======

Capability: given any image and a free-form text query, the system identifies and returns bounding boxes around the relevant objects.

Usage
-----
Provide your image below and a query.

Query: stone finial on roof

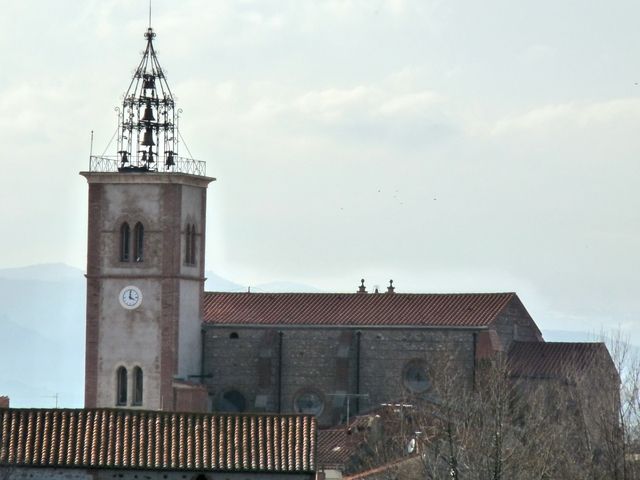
[357,279,367,294]
[387,279,395,294]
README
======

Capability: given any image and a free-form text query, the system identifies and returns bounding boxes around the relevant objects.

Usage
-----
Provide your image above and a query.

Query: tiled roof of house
[508,341,612,378]
[342,454,423,479]
[317,429,353,468]
[0,408,316,473]
[203,292,517,327]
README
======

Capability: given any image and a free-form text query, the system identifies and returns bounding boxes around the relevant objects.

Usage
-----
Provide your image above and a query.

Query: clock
[119,285,142,310]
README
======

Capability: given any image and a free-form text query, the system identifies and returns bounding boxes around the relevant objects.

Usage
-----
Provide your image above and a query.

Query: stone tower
[82,26,214,411]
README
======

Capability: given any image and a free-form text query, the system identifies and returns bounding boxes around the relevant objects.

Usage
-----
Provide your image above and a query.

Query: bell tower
[81,26,214,411]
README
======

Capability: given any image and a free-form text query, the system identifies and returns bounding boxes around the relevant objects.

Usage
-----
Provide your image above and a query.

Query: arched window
[229,332,239,339]
[185,223,192,264]
[132,366,143,406]
[116,366,128,406]
[134,222,144,262]
[120,223,131,262]
[189,224,197,265]
[185,224,197,265]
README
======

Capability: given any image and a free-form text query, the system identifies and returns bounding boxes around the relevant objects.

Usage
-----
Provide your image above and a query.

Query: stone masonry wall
[203,326,477,427]
[494,297,542,351]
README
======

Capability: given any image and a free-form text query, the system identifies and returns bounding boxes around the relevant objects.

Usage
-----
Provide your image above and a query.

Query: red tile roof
[203,292,517,327]
[508,341,612,378]
[317,429,352,468]
[0,408,316,473]
[342,454,423,479]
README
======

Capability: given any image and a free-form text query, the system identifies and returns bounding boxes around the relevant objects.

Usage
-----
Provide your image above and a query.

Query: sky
[1,0,639,341]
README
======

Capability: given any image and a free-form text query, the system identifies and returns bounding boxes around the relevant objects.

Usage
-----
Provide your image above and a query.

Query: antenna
[328,393,369,426]
[148,0,152,28]
[42,393,59,408]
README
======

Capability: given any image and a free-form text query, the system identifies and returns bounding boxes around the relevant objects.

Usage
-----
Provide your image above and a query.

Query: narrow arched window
[189,224,197,265]
[120,223,131,262]
[185,223,192,264]
[132,366,143,406]
[134,222,144,262]
[116,366,127,406]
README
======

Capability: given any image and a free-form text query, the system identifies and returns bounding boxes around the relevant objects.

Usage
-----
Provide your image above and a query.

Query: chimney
[386,279,395,294]
[0,396,9,408]
[357,279,367,294]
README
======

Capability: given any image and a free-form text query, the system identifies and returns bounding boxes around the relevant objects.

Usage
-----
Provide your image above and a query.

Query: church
[1,23,620,480]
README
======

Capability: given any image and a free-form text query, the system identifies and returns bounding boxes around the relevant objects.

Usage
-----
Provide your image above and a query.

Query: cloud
[294,86,376,121]
[486,98,640,137]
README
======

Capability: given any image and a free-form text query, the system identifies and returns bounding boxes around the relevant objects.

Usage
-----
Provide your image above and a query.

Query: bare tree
[354,346,625,479]
[344,332,640,480]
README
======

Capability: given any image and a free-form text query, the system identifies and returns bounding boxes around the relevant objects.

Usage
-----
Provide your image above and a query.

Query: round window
[293,391,325,416]
[215,390,247,412]
[403,361,431,393]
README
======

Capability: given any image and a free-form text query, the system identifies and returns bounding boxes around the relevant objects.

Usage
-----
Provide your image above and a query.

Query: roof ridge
[0,406,316,420]
[204,291,517,296]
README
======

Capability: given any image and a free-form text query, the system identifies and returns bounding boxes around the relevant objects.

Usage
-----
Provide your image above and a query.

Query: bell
[119,150,129,165]
[166,151,175,167]
[141,104,155,122]
[143,75,155,90]
[142,129,155,146]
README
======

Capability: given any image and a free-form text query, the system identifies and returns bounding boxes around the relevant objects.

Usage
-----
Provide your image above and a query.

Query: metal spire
[88,13,205,176]
[116,24,178,172]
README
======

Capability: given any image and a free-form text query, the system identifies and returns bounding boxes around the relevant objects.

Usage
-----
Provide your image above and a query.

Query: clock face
[119,286,142,310]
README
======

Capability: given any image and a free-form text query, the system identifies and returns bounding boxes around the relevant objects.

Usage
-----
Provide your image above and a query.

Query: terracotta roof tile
[317,429,353,468]
[342,454,423,479]
[203,292,517,327]
[0,408,316,473]
[508,341,612,378]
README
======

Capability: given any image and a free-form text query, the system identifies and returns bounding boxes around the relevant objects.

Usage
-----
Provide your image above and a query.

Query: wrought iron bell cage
[116,27,178,172]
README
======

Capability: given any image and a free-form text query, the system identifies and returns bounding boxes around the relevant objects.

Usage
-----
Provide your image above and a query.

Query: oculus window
[294,390,325,416]
[403,360,431,393]
[216,390,247,413]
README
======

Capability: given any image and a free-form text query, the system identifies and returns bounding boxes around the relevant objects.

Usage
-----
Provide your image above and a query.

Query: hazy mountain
[0,263,83,282]
[205,271,322,293]
[249,281,323,293]
[0,264,86,408]
[204,271,245,292]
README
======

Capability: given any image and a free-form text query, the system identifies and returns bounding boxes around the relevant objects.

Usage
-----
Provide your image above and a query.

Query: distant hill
[0,264,86,408]
[204,271,322,293]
